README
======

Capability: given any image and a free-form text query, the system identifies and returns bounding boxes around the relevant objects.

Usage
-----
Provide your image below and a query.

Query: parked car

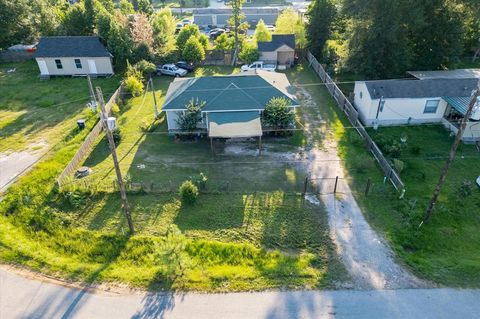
[265,25,276,32]
[209,28,228,40]
[175,23,183,34]
[176,61,195,72]
[182,18,192,26]
[240,61,276,72]
[157,64,188,77]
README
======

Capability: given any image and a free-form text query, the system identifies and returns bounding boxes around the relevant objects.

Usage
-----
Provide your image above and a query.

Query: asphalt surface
[1,267,479,319]
[0,150,44,193]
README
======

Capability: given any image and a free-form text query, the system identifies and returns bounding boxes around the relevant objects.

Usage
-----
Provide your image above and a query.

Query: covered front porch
[442,96,480,143]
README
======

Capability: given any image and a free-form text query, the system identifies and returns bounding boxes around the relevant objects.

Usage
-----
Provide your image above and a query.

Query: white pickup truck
[241,61,276,72]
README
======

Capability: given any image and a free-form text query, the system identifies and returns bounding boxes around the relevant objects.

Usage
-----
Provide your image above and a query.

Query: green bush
[239,43,260,64]
[179,180,199,204]
[136,60,156,77]
[458,180,473,198]
[112,128,122,145]
[124,76,144,97]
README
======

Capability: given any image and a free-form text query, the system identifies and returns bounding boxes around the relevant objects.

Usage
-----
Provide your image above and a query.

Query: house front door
[88,59,98,74]
[37,60,48,75]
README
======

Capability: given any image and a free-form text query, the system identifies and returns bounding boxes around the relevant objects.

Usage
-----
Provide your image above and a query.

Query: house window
[74,59,82,69]
[424,100,440,114]
[359,91,363,99]
[55,59,63,69]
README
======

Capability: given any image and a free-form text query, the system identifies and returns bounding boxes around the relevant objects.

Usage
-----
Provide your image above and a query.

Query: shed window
[74,59,82,69]
[424,100,440,114]
[55,59,63,69]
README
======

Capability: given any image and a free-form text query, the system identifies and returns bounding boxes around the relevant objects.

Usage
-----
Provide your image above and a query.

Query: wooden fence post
[334,176,339,194]
[365,178,372,196]
[302,176,308,197]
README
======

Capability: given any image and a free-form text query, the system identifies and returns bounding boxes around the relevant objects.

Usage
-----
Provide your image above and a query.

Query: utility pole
[87,74,97,113]
[422,82,480,225]
[149,77,159,118]
[96,87,135,234]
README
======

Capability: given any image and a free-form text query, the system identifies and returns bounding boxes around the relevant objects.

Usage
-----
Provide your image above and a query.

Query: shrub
[136,60,156,77]
[124,76,144,97]
[352,154,375,173]
[182,35,206,64]
[112,128,122,145]
[111,102,121,114]
[392,158,405,174]
[262,97,294,131]
[458,180,473,198]
[410,145,422,155]
[191,172,208,190]
[176,99,205,132]
[179,180,199,204]
[239,43,260,64]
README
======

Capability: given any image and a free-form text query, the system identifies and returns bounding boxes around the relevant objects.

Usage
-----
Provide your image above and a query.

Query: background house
[354,78,480,142]
[193,8,279,28]
[162,71,298,139]
[35,36,114,79]
[258,34,295,67]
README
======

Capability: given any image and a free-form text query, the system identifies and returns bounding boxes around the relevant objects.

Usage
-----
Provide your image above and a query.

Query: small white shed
[34,36,114,79]
[257,34,295,67]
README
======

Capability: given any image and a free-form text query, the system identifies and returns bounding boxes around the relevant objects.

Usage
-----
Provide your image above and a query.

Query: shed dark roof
[35,36,111,58]
[258,34,295,52]
[162,72,298,112]
[363,78,478,99]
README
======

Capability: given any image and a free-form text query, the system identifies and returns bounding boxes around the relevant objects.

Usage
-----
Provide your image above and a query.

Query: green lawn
[0,65,346,292]
[0,61,121,153]
[292,63,480,287]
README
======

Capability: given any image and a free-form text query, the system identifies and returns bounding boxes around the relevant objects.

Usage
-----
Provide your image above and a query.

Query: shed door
[277,51,293,65]
[88,59,97,74]
[37,60,48,75]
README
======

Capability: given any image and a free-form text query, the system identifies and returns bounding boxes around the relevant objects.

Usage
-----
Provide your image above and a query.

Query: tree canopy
[254,19,272,43]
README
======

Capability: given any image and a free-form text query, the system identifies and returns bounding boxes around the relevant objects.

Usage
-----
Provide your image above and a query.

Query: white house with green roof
[162,70,299,138]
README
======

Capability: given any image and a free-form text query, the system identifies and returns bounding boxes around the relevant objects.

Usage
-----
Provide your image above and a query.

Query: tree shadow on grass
[174,194,245,231]
[22,234,131,319]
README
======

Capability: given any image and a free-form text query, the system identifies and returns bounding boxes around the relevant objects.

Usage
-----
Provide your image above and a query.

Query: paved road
[1,267,479,319]
[0,149,44,193]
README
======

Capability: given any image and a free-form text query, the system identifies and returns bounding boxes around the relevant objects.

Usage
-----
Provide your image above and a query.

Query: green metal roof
[208,111,260,125]
[444,96,470,115]
[162,74,298,111]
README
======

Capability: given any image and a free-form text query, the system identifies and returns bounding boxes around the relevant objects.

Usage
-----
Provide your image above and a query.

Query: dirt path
[297,86,427,290]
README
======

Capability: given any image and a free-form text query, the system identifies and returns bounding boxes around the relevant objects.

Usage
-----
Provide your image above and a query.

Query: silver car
[157,64,188,77]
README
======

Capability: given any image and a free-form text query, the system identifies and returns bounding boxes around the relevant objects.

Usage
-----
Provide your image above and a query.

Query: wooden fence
[57,86,122,187]
[306,51,405,193]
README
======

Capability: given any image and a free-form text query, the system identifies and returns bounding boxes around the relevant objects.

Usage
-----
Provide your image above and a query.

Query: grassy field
[0,65,346,291]
[293,63,480,287]
[0,61,120,153]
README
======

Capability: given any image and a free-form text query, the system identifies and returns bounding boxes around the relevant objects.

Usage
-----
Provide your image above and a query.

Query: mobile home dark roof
[35,36,111,58]
[363,78,478,99]
[258,34,295,52]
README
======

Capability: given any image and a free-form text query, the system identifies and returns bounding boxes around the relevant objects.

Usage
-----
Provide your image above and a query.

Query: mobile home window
[55,59,63,69]
[424,100,439,114]
[74,59,82,69]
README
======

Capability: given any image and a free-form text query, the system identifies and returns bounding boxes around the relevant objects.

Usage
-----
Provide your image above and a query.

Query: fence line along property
[306,51,405,194]
[57,86,122,187]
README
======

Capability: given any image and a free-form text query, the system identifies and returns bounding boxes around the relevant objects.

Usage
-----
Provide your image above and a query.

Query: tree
[239,43,260,64]
[96,7,113,41]
[306,0,336,59]
[275,8,306,48]
[136,0,154,17]
[107,19,133,67]
[182,36,206,63]
[61,3,91,36]
[214,33,235,50]
[228,0,248,64]
[151,8,177,57]
[119,0,135,14]
[176,24,201,51]
[130,13,154,47]
[406,0,464,70]
[254,19,272,43]
[176,99,205,131]
[344,0,412,78]
[262,97,294,130]
[84,0,96,34]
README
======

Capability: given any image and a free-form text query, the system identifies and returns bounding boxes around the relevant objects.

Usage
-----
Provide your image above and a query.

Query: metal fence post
[334,176,339,194]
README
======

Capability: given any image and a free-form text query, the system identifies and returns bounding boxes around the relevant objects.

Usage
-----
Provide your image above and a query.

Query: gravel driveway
[297,86,427,289]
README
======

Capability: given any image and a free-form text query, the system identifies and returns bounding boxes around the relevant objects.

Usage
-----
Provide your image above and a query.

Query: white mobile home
[354,78,480,142]
[34,36,114,79]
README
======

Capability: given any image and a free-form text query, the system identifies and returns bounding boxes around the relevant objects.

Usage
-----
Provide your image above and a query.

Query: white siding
[166,111,182,130]
[260,51,277,62]
[36,57,113,76]
[354,82,448,126]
